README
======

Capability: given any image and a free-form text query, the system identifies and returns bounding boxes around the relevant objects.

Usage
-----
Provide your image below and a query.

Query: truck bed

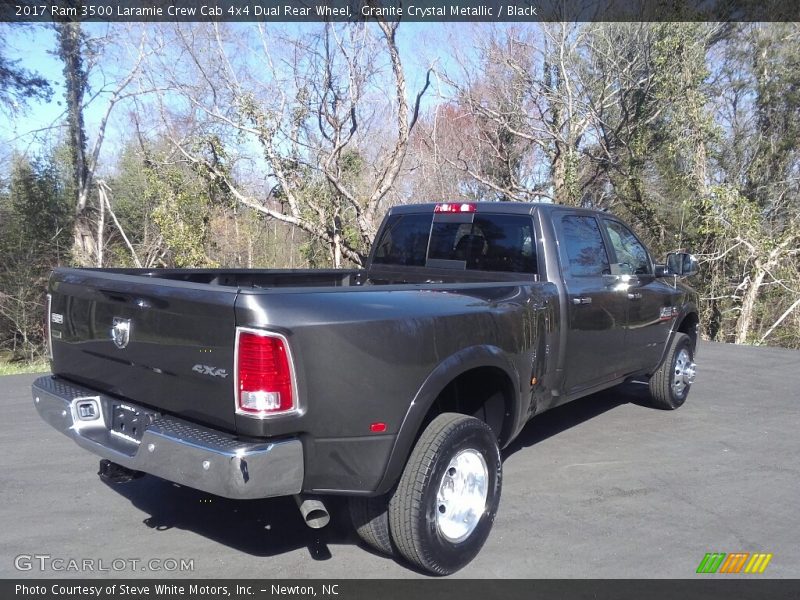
[46,267,557,445]
[90,267,362,288]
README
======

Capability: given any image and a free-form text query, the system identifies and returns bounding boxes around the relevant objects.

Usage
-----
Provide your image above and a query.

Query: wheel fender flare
[373,345,520,495]
[657,303,699,369]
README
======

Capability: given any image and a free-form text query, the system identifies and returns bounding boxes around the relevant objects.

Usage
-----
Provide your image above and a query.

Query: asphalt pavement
[1,341,798,578]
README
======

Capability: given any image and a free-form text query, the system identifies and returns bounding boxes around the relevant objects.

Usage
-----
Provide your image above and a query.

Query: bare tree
[96,180,142,268]
[439,24,594,204]
[55,23,155,265]
[146,22,430,267]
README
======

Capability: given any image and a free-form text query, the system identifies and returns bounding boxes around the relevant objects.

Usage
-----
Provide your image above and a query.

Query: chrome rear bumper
[32,375,304,500]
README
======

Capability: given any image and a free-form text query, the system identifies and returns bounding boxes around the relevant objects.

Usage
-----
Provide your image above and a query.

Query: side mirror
[665,252,699,277]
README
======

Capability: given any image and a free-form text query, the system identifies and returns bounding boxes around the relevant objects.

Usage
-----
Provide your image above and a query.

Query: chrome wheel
[435,449,489,543]
[672,348,696,397]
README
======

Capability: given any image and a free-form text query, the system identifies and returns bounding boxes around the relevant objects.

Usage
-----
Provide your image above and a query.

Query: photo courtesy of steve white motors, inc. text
[14,583,340,597]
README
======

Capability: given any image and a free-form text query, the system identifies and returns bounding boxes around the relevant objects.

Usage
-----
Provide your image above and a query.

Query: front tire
[388,413,502,575]
[648,332,696,409]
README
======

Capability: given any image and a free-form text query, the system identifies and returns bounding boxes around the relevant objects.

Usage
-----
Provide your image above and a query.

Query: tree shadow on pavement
[100,476,355,560]
[502,380,652,459]
[100,380,652,564]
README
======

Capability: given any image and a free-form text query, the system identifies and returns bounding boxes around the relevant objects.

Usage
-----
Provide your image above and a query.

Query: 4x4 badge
[192,364,228,378]
[111,317,132,349]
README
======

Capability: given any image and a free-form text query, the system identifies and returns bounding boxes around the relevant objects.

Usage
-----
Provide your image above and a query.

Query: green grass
[0,358,50,376]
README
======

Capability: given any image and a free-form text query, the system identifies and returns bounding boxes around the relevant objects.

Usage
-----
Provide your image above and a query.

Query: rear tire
[648,332,696,410]
[388,413,502,575]
[348,494,393,556]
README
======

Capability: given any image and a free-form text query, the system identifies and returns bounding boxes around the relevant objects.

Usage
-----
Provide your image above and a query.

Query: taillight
[45,293,53,359]
[434,203,477,214]
[235,328,297,417]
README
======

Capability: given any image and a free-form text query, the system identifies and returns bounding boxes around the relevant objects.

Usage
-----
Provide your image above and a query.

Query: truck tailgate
[48,268,239,432]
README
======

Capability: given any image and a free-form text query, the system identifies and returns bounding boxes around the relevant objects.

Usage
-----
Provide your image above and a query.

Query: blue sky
[2,24,67,147]
[1,22,470,168]
[1,22,132,158]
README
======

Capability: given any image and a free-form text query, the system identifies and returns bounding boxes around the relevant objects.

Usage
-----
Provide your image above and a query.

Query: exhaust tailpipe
[294,495,330,529]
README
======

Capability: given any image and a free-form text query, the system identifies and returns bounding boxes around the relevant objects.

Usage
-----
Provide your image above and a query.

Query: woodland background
[1,21,799,363]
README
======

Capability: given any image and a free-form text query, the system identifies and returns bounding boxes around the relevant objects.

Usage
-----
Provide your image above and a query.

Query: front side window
[603,220,652,275]
[560,215,611,277]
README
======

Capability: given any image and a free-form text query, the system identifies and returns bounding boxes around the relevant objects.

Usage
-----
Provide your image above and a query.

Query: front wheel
[388,413,502,575]
[648,332,696,409]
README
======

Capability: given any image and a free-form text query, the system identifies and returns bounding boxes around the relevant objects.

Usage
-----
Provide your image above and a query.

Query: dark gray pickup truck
[33,202,699,574]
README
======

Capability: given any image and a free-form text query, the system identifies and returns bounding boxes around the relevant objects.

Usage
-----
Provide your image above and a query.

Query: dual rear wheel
[351,333,696,574]
[349,413,502,575]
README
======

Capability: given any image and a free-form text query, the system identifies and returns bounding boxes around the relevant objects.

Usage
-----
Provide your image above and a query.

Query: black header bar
[2,0,799,22]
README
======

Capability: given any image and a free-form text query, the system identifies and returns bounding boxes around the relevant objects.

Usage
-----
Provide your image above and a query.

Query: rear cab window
[372,211,537,275]
[372,214,431,267]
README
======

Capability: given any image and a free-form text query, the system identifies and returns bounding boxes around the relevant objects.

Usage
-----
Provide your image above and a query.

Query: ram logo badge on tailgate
[111,317,132,349]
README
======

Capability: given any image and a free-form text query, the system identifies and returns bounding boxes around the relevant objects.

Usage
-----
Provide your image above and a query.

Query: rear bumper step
[32,375,304,500]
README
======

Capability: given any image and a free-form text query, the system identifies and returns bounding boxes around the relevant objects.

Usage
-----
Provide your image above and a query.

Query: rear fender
[373,345,520,495]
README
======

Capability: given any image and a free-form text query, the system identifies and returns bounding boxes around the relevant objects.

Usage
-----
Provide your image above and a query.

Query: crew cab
[33,202,699,574]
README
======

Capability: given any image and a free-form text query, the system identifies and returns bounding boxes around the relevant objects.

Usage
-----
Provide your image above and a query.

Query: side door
[555,213,629,394]
[601,218,674,371]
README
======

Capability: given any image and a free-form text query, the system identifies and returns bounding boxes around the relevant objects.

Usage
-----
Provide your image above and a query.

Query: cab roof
[387,202,610,219]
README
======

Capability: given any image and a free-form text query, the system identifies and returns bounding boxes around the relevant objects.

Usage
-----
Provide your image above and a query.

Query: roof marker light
[435,203,477,214]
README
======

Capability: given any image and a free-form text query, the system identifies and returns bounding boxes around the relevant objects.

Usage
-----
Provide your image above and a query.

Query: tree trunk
[73,213,97,266]
[332,231,342,269]
[735,267,766,344]
[233,209,241,267]
[553,143,579,205]
[552,145,566,204]
[96,192,105,267]
[57,21,91,265]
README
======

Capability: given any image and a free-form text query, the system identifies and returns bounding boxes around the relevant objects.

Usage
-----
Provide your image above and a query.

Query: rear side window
[428,215,536,273]
[372,214,432,267]
[560,215,610,277]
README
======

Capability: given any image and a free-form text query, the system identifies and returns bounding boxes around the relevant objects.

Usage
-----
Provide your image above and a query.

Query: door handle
[572,296,592,305]
[627,292,642,300]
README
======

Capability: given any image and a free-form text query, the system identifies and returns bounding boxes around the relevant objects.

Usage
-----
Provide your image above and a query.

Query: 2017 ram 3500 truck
[33,202,699,574]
